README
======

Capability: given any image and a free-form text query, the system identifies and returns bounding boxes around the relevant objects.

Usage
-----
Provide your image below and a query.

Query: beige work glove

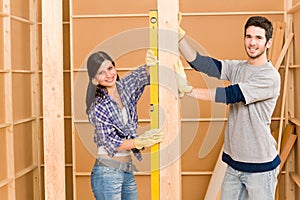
[134,129,163,150]
[145,49,158,67]
[174,59,193,97]
[178,12,186,41]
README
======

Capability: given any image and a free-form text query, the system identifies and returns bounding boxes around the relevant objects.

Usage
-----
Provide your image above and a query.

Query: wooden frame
[157,1,181,199]
[42,0,65,199]
[0,0,40,199]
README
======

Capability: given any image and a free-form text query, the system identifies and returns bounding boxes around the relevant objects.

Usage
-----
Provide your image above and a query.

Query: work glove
[145,49,158,67]
[174,59,193,97]
[178,12,186,41]
[134,129,163,150]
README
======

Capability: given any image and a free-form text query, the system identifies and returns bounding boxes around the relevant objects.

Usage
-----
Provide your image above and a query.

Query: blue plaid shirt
[88,65,149,161]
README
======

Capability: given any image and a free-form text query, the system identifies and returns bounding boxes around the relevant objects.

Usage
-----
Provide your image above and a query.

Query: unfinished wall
[69,0,287,200]
[292,0,300,199]
[1,0,300,200]
[0,0,39,199]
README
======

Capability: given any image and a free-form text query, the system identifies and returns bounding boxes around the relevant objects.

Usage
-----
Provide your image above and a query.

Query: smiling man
[176,16,281,200]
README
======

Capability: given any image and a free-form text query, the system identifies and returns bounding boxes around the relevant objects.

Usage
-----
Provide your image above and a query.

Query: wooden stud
[3,0,16,199]
[42,0,66,199]
[157,0,181,199]
[30,0,41,199]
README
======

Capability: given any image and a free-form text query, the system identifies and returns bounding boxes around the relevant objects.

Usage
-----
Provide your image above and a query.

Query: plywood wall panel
[11,0,30,19]
[63,24,70,70]
[179,0,283,12]
[12,73,32,121]
[74,128,95,172]
[66,167,73,200]
[75,176,94,200]
[181,121,224,171]
[0,128,7,181]
[72,0,156,15]
[15,171,34,200]
[72,17,148,69]
[182,175,211,200]
[64,73,71,116]
[0,185,8,200]
[135,175,151,200]
[65,119,73,164]
[11,20,31,70]
[13,122,33,173]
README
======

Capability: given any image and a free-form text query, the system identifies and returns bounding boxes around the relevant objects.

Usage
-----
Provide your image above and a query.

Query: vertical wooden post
[157,0,181,199]
[42,0,66,199]
[30,0,40,199]
[3,0,16,199]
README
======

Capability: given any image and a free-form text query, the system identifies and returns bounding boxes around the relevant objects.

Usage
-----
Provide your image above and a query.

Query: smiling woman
[85,50,163,200]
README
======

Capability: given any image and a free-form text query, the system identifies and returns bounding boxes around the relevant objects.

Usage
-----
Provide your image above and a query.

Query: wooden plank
[274,33,294,70]
[204,148,227,200]
[157,0,181,199]
[3,0,16,199]
[42,0,66,200]
[290,118,300,127]
[29,0,40,199]
[279,130,296,173]
[290,172,300,188]
[269,21,286,65]
[287,1,300,14]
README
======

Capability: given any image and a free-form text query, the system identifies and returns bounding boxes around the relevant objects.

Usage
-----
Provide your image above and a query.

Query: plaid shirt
[88,65,149,161]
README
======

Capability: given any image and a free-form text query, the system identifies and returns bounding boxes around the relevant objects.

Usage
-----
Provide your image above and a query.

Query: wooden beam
[269,21,286,65]
[287,2,300,14]
[290,118,300,127]
[279,125,296,173]
[3,0,16,199]
[274,33,294,70]
[42,0,66,199]
[290,172,300,188]
[157,0,181,199]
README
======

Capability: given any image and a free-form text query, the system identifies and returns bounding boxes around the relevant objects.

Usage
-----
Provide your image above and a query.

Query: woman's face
[93,60,117,88]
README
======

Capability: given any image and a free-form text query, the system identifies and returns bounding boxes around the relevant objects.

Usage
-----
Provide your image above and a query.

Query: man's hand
[134,129,163,150]
[174,59,193,97]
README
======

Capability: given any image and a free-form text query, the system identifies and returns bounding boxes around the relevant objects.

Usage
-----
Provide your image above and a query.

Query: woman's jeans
[91,165,138,200]
[221,165,279,200]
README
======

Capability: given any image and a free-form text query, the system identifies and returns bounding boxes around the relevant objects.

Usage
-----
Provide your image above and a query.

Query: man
[176,16,281,200]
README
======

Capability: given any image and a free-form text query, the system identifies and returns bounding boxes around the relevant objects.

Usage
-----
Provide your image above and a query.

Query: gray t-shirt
[220,60,280,163]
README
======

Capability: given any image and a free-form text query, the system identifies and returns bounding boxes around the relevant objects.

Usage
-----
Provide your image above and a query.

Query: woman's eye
[99,71,104,75]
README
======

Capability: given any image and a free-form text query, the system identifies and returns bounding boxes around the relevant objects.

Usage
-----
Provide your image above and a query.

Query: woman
[86,50,163,200]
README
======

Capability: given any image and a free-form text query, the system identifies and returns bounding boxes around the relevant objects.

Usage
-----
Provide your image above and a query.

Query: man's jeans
[221,165,279,200]
[91,165,138,200]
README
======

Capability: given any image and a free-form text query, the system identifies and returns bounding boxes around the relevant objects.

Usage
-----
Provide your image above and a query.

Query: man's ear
[266,38,272,49]
[92,78,98,86]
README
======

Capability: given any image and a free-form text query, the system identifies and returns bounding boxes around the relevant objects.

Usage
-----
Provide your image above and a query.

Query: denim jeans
[221,165,279,200]
[91,165,138,200]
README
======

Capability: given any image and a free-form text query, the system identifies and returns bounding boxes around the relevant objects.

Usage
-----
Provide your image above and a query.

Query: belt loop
[118,162,123,171]
[96,157,102,165]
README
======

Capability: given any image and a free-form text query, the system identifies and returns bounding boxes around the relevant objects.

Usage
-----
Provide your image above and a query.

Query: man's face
[244,25,272,60]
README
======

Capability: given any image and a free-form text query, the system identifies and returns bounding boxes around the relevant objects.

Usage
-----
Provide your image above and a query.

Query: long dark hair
[85,51,116,114]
